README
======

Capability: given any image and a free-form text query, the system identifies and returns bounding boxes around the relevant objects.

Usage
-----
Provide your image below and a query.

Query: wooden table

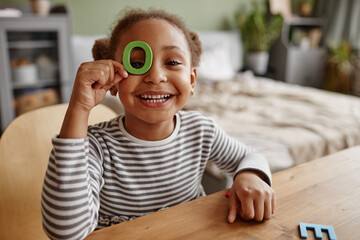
[87,146,360,240]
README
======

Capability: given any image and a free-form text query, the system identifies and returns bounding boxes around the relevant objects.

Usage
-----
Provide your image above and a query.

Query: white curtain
[323,0,360,49]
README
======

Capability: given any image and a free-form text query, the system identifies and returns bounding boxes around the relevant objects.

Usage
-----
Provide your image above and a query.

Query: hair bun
[189,31,202,67]
[92,38,110,60]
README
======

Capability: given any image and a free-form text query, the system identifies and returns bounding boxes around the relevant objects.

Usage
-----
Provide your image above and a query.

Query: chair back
[0,103,117,240]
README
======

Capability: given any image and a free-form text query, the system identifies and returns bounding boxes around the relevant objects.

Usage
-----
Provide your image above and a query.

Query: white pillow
[72,35,106,69]
[197,31,243,72]
[197,44,236,82]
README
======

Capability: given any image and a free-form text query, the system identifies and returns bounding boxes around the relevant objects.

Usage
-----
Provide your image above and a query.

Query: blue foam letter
[299,222,337,240]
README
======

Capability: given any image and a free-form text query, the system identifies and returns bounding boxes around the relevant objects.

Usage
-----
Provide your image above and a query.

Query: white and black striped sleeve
[41,136,104,240]
[209,123,272,186]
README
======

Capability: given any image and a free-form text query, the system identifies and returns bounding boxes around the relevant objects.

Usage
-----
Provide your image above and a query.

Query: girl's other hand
[70,60,128,113]
[227,171,276,223]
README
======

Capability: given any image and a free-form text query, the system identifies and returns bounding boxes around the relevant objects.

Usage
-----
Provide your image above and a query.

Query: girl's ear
[190,67,198,92]
[92,38,110,60]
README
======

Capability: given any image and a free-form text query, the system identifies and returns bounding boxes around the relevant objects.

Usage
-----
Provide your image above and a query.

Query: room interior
[0,0,360,239]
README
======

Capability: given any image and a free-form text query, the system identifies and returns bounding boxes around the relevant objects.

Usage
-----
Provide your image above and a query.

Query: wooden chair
[0,103,117,240]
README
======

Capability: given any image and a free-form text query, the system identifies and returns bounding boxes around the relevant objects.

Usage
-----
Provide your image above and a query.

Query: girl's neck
[122,114,176,141]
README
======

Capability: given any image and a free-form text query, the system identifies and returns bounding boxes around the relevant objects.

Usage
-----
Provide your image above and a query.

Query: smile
[139,94,172,103]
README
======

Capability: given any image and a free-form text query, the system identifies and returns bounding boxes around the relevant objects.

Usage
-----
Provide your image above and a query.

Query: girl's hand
[59,60,127,139]
[70,60,128,113]
[227,171,276,223]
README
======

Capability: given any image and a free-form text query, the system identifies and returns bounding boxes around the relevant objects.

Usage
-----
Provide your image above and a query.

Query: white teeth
[139,94,171,103]
[146,99,166,103]
[140,94,170,100]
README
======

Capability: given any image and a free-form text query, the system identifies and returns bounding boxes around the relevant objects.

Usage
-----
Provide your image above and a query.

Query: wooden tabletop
[86,146,360,240]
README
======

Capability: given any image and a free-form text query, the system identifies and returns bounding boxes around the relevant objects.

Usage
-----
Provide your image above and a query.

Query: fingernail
[228,215,234,223]
[123,71,128,78]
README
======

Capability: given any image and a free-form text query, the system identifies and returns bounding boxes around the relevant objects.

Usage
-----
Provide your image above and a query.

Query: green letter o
[122,41,153,75]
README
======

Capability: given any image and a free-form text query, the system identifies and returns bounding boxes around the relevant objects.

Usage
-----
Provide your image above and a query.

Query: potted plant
[30,0,51,16]
[323,42,357,94]
[294,0,315,17]
[235,0,283,74]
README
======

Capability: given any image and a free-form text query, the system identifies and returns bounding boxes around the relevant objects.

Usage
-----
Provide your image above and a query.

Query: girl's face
[114,18,197,126]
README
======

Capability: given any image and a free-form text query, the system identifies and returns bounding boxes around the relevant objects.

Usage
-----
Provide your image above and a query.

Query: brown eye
[130,48,145,69]
[167,60,181,66]
[131,62,145,69]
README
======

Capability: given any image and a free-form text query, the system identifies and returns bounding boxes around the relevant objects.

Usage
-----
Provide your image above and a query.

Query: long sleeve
[40,111,272,239]
[209,123,272,186]
[41,136,104,240]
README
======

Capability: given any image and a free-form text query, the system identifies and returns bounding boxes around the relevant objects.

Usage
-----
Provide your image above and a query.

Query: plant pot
[30,0,51,16]
[245,51,269,75]
[324,62,352,94]
[298,2,313,17]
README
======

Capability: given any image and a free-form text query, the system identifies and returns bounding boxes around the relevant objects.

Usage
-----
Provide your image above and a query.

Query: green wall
[1,0,256,35]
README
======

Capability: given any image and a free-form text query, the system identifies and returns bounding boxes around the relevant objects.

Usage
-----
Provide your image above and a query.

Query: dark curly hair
[92,8,202,68]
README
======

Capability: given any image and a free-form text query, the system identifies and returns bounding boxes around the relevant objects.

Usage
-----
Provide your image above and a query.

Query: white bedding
[184,71,360,173]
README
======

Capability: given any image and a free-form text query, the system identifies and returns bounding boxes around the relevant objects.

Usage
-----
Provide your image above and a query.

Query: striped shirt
[41,110,271,240]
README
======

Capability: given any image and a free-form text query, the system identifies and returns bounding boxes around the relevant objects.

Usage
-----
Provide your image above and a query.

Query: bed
[71,31,360,193]
[185,71,360,171]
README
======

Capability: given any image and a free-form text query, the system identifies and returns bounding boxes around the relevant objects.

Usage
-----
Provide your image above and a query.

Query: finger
[79,66,111,88]
[102,71,124,92]
[88,60,110,75]
[112,71,124,86]
[111,60,128,78]
[103,76,119,92]
[103,61,128,93]
[76,69,107,89]
[82,60,126,85]
[99,69,110,87]
[98,60,115,85]
[254,198,265,222]
[90,60,118,86]
[106,61,114,84]
[227,192,239,224]
[239,198,255,221]
[263,197,272,220]
[271,191,276,214]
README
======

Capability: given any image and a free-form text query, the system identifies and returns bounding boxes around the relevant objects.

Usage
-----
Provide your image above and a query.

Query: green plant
[235,0,283,52]
[324,42,357,93]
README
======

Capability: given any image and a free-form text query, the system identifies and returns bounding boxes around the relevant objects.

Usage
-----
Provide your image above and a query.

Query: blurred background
[0,0,359,133]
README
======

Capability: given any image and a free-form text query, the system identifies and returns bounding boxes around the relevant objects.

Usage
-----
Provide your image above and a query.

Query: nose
[143,62,167,84]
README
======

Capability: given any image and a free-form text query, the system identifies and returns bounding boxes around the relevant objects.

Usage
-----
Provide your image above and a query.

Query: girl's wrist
[59,102,91,139]
[68,97,93,115]
[235,170,265,182]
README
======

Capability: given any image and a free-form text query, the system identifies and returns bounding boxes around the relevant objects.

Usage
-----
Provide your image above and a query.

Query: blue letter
[299,222,337,240]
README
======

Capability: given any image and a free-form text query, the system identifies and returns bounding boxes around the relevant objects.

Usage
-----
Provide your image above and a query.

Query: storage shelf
[268,4,326,89]
[285,16,324,26]
[0,5,73,133]
[12,79,59,90]
[8,40,56,49]
[287,46,325,51]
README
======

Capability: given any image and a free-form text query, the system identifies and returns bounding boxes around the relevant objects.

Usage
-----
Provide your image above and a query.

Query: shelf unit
[268,13,326,88]
[0,8,74,132]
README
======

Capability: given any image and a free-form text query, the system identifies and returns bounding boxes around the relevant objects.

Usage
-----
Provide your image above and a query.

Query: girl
[41,8,275,240]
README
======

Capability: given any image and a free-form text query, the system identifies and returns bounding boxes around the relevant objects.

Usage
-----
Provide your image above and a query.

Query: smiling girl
[41,8,275,240]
